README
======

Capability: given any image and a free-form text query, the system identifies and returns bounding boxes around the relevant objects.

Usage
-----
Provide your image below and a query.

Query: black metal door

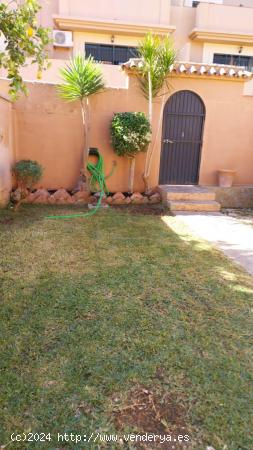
[159,90,205,185]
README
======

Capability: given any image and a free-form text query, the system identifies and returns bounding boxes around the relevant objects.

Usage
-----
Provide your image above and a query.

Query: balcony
[54,0,175,36]
[189,2,253,45]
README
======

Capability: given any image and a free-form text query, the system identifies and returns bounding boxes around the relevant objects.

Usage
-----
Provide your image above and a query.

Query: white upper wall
[58,0,171,25]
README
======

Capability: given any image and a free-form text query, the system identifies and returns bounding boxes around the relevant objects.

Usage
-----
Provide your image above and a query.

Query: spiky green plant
[137,33,176,191]
[57,55,105,186]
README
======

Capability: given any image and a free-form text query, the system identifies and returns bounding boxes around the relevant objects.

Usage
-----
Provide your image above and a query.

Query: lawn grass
[0,205,252,450]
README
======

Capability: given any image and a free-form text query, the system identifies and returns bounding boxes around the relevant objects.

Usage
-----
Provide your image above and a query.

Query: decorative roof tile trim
[121,59,253,79]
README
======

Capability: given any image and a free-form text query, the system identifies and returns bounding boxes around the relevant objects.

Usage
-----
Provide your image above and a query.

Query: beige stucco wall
[58,0,171,25]
[3,1,252,84]
[74,31,141,55]
[54,5,201,65]
[2,73,252,194]
[34,0,253,68]
[171,5,203,62]
[195,3,253,35]
[224,0,253,5]
[38,0,58,28]
[0,59,128,90]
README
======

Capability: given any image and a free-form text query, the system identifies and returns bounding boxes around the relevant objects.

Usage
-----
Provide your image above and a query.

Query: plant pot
[218,169,236,188]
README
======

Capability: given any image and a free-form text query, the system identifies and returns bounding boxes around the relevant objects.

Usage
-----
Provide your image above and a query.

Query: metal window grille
[85,43,138,65]
[213,53,253,70]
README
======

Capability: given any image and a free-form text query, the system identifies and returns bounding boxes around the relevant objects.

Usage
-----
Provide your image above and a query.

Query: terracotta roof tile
[121,59,253,79]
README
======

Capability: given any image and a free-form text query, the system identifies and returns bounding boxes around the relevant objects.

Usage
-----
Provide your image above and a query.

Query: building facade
[39,0,253,72]
[1,0,253,204]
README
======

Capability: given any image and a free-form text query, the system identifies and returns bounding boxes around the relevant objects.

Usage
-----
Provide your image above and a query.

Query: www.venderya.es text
[10,431,190,445]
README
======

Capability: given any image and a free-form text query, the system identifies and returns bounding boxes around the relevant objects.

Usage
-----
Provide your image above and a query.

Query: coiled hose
[47,148,108,219]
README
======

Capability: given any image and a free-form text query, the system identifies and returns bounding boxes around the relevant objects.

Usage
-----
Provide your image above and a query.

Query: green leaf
[57,55,106,102]
[111,112,151,157]
[137,33,176,99]
[0,0,51,99]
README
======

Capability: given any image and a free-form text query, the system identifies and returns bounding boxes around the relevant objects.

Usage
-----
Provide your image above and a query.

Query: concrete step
[157,185,216,202]
[168,200,221,212]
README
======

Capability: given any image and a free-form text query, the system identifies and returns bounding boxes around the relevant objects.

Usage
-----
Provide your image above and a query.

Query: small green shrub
[111,112,151,158]
[13,160,43,191]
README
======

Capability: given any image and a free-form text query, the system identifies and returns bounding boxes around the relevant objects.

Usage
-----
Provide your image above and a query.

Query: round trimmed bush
[111,112,151,158]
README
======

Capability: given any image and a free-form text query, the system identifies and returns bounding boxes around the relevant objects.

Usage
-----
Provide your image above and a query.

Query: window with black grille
[85,43,138,65]
[213,53,253,71]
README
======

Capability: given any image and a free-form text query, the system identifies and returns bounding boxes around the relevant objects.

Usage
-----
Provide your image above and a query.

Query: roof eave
[53,15,176,36]
[189,28,253,46]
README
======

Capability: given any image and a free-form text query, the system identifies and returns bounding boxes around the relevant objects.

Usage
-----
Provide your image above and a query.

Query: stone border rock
[11,188,161,206]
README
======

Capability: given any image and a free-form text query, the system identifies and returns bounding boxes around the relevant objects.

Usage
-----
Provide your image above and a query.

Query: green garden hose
[87,148,109,195]
[47,148,109,219]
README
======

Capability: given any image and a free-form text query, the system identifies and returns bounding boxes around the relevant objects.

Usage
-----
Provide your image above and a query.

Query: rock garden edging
[11,188,161,205]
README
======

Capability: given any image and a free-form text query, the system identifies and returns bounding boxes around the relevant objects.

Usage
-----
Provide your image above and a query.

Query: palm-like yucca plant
[57,55,105,186]
[137,33,176,191]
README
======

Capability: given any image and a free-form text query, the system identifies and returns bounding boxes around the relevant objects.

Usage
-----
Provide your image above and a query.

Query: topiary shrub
[13,159,43,191]
[111,112,151,158]
[111,112,151,193]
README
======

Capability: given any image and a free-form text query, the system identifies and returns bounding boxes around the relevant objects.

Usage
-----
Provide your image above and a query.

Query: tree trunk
[80,99,89,191]
[128,157,136,194]
[143,70,153,192]
[145,85,166,187]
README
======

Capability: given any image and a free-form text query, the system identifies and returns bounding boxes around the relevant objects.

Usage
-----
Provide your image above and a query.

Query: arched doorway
[159,90,205,185]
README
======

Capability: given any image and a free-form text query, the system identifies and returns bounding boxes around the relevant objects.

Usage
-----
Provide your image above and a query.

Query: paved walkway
[174,212,253,276]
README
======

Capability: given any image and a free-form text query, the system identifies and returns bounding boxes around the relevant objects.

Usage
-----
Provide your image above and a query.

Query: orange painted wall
[4,74,253,193]
[119,74,253,188]
[11,81,149,192]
